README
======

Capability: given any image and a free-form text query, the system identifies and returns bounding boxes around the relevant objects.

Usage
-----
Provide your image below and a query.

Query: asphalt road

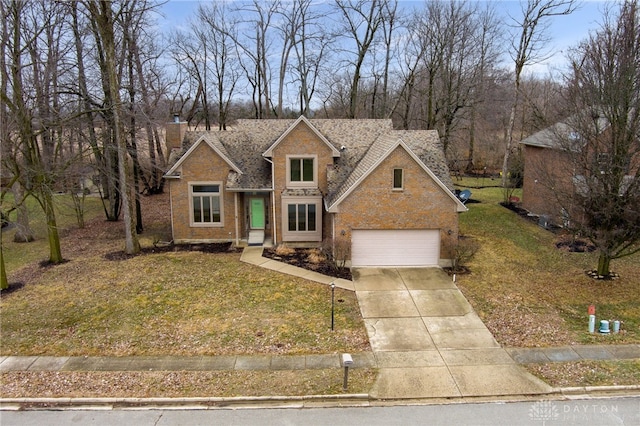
[2,396,639,425]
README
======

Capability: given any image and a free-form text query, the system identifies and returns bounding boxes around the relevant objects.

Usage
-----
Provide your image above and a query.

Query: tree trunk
[88,0,139,255]
[501,98,519,188]
[0,235,7,290]
[597,252,611,277]
[11,182,34,243]
[43,189,63,263]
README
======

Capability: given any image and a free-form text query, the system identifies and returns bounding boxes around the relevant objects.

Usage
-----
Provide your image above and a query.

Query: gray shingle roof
[519,113,610,149]
[168,118,454,201]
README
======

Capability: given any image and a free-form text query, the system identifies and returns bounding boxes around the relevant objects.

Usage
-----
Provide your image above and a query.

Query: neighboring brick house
[520,114,638,227]
[519,121,578,225]
[164,116,467,267]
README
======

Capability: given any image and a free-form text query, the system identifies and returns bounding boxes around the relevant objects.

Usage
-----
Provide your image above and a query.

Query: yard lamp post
[330,282,335,331]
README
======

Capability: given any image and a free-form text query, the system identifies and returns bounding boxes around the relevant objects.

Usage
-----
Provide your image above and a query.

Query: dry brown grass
[456,185,640,347]
[0,193,373,397]
[306,248,326,264]
[1,194,368,357]
[0,369,377,398]
[274,244,295,256]
[1,252,368,356]
[526,360,640,388]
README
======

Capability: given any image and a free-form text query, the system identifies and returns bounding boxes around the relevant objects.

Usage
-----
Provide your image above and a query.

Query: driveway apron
[353,267,551,399]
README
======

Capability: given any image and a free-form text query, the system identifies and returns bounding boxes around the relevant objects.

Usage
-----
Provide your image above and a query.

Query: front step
[248,230,265,246]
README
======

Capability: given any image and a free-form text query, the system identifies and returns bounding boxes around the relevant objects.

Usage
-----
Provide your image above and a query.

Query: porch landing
[248,230,265,246]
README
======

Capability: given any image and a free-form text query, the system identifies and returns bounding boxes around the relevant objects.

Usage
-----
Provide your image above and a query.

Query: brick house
[519,121,578,225]
[164,116,467,267]
[520,114,638,227]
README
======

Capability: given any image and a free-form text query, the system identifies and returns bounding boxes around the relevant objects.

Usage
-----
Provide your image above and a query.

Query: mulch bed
[262,248,352,280]
[104,242,237,261]
[500,201,563,232]
[555,235,596,253]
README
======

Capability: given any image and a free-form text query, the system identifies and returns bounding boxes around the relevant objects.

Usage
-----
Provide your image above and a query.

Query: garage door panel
[351,230,440,267]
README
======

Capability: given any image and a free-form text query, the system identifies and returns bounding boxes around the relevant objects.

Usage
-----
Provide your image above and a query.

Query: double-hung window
[190,183,222,226]
[287,155,317,187]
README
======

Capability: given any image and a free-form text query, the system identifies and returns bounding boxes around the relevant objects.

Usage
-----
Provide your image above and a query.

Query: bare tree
[123,0,166,194]
[465,3,503,172]
[553,1,640,277]
[234,0,280,118]
[1,0,68,262]
[291,0,330,117]
[169,29,212,128]
[86,0,140,255]
[196,1,241,129]
[392,0,501,159]
[334,0,385,119]
[501,0,578,189]
[68,2,123,222]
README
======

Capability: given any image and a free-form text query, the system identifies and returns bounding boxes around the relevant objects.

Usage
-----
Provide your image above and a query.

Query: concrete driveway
[353,267,552,399]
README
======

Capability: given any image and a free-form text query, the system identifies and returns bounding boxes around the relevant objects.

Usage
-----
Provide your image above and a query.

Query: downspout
[264,157,277,245]
[331,212,335,254]
[234,192,239,246]
[169,181,175,242]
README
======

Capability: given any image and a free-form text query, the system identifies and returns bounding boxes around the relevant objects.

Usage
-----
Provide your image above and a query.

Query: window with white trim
[393,168,403,190]
[286,155,317,187]
[190,183,223,226]
[281,196,322,241]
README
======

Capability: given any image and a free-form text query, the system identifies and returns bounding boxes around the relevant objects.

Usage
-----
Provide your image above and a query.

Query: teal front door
[250,198,265,229]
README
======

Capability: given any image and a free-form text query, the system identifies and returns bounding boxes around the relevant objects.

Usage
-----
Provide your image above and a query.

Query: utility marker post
[342,353,353,391]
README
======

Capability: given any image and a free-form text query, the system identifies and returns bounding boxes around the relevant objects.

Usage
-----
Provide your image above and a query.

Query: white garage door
[351,230,440,267]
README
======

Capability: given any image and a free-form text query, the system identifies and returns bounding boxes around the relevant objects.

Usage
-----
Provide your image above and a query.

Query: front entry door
[250,198,265,229]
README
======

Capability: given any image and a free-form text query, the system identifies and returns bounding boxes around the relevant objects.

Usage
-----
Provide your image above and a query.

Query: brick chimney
[165,114,187,152]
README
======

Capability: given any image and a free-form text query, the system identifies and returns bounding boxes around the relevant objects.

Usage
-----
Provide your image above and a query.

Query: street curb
[3,386,640,410]
[0,394,371,410]
[557,385,640,396]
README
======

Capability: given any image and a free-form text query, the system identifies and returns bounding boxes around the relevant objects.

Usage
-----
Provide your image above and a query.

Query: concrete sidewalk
[1,343,638,373]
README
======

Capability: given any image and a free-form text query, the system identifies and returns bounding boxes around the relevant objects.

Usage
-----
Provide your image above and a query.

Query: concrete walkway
[2,247,638,400]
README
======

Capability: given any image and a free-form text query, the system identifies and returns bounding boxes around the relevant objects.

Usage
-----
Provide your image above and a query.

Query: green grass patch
[2,193,104,271]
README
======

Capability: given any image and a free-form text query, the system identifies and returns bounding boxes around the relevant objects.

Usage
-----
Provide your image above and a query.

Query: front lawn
[0,194,368,356]
[1,251,369,356]
[1,193,373,396]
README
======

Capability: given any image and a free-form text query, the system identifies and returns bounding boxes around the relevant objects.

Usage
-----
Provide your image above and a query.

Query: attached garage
[351,229,440,267]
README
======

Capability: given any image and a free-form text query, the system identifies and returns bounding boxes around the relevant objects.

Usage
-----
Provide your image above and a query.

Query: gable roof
[262,116,341,158]
[520,113,610,150]
[164,133,242,178]
[325,134,467,212]
[164,118,459,204]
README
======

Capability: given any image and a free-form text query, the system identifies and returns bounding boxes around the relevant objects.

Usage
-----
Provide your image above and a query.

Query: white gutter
[264,157,277,245]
